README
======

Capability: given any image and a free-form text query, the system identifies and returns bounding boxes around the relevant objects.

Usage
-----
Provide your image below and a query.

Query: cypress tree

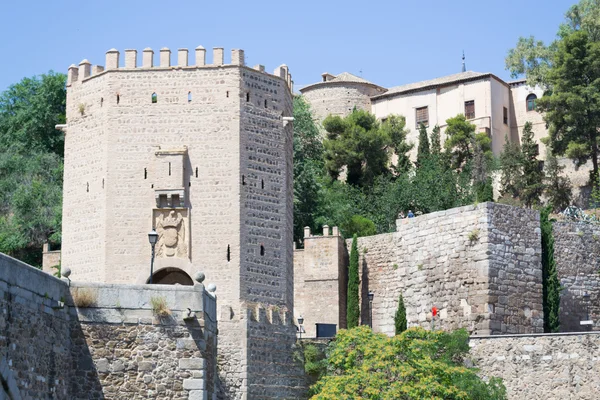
[394,293,407,335]
[499,134,523,199]
[520,122,544,207]
[416,123,430,167]
[430,125,441,156]
[347,234,360,328]
[541,207,561,332]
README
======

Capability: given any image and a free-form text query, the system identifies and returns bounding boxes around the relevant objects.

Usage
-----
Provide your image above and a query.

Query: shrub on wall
[541,206,561,332]
[347,234,360,328]
[394,293,407,335]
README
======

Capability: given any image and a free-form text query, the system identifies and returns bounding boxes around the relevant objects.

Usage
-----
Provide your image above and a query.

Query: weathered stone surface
[553,221,600,332]
[470,332,600,399]
[353,203,543,336]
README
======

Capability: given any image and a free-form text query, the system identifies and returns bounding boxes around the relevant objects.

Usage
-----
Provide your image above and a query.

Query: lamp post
[148,229,158,284]
[298,315,304,340]
[368,291,374,329]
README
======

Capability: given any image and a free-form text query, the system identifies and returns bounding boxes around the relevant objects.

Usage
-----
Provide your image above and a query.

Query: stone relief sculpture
[155,210,187,258]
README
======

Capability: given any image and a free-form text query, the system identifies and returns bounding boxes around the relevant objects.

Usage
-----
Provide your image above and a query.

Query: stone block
[179,358,205,370]
[183,379,206,390]
[188,390,209,400]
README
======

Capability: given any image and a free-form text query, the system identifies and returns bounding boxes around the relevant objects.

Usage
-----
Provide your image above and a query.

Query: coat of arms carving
[155,210,188,258]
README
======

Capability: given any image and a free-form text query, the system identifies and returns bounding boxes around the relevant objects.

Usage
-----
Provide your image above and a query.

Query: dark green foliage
[544,150,572,212]
[340,215,376,238]
[394,293,407,335]
[472,138,494,203]
[0,72,66,266]
[416,123,430,167]
[444,114,477,170]
[302,343,327,378]
[323,110,412,186]
[540,207,561,332]
[499,134,523,199]
[292,96,325,246]
[537,30,600,183]
[430,125,442,156]
[347,235,360,328]
[520,122,545,207]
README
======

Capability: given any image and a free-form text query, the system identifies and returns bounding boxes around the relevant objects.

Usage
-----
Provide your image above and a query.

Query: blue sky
[0,0,576,92]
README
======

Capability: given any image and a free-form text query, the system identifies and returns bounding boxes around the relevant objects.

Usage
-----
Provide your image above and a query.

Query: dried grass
[72,288,97,308]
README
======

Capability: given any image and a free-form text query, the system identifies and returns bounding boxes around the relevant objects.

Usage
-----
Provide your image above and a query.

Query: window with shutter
[415,106,428,128]
[464,100,475,119]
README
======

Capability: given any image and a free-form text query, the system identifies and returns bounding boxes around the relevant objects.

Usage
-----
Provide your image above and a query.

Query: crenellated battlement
[246,303,292,326]
[67,46,292,90]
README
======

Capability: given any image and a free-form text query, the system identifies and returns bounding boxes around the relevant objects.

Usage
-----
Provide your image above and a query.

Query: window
[415,106,428,128]
[464,100,475,119]
[526,94,537,111]
[151,92,157,104]
[188,92,192,103]
[503,107,508,125]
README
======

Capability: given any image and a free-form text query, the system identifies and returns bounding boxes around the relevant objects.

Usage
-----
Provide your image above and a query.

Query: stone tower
[62,46,304,399]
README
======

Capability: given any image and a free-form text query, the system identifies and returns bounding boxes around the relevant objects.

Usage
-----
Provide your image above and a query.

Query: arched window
[151,92,157,104]
[260,244,265,256]
[526,94,537,111]
[188,91,192,103]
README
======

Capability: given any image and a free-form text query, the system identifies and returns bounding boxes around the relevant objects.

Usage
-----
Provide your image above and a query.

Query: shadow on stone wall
[360,257,371,327]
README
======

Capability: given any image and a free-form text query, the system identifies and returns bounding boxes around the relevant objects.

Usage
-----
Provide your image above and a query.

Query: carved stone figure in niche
[156,210,187,258]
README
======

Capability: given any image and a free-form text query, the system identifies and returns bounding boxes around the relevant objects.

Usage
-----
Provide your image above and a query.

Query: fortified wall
[553,220,600,332]
[0,252,218,399]
[470,332,600,399]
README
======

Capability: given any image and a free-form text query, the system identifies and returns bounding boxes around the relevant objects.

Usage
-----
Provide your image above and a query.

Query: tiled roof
[372,71,493,100]
[299,72,384,92]
[330,72,375,84]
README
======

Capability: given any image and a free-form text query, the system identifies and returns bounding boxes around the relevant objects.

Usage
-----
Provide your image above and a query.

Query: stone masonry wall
[354,203,543,336]
[553,221,600,332]
[0,253,74,399]
[0,252,218,399]
[301,82,381,122]
[246,306,307,399]
[294,226,348,338]
[470,332,600,399]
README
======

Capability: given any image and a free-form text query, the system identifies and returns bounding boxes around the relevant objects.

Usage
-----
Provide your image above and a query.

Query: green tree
[472,139,494,203]
[430,124,442,156]
[323,110,411,186]
[519,122,545,207]
[293,96,325,245]
[394,294,407,335]
[499,134,523,200]
[340,215,376,238]
[505,0,600,86]
[540,207,561,332]
[382,115,413,174]
[592,173,600,207]
[347,235,360,329]
[444,115,484,170]
[537,30,600,186]
[0,72,66,266]
[416,123,430,167]
[310,326,507,400]
[544,149,572,212]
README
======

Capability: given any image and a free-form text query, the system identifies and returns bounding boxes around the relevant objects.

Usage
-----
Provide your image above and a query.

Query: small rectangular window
[464,100,475,120]
[415,106,428,128]
[503,107,508,125]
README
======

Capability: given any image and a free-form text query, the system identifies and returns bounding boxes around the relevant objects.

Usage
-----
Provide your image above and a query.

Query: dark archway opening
[148,267,194,285]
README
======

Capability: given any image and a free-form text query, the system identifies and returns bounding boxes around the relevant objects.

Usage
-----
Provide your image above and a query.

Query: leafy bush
[310,326,507,399]
[341,215,376,238]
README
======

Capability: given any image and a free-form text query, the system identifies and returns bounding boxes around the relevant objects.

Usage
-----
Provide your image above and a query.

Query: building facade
[301,71,545,158]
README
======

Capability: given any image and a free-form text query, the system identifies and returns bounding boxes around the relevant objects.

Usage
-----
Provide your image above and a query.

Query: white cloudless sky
[0,0,577,92]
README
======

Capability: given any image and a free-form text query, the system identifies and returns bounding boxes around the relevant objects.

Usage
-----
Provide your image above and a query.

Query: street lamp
[148,229,158,284]
[298,315,304,340]
[368,291,374,329]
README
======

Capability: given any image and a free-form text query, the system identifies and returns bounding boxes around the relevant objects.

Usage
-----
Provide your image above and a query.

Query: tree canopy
[309,326,507,400]
[0,72,65,266]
